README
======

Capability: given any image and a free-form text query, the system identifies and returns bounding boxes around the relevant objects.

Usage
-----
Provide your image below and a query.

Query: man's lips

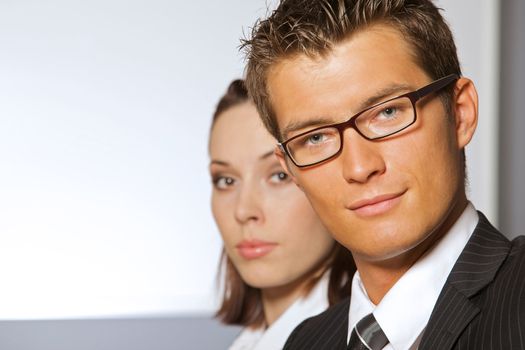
[347,191,406,217]
[236,239,278,260]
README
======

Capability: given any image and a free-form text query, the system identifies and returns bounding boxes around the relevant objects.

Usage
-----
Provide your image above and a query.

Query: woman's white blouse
[228,275,329,350]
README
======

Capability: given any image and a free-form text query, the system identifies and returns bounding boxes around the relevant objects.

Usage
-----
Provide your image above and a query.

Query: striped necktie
[347,313,389,350]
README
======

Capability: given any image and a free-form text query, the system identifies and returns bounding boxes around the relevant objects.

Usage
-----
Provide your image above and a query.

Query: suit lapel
[419,212,511,350]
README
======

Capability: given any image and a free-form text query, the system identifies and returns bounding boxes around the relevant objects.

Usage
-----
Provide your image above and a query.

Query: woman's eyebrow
[210,159,229,166]
[258,150,276,160]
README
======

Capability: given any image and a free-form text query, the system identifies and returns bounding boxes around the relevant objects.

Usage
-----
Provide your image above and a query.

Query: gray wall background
[499,0,525,239]
[0,317,241,350]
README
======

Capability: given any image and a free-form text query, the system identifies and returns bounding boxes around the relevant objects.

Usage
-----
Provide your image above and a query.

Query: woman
[209,80,355,350]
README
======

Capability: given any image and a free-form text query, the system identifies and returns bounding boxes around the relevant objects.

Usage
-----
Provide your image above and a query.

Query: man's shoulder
[467,217,525,310]
[467,212,525,282]
[454,234,525,348]
[509,234,525,254]
[283,297,350,350]
[497,234,525,276]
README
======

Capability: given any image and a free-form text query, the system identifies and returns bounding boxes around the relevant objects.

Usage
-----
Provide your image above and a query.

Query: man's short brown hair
[242,0,461,141]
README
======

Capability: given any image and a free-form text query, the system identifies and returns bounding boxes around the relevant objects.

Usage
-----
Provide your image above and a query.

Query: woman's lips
[348,191,406,217]
[236,240,278,260]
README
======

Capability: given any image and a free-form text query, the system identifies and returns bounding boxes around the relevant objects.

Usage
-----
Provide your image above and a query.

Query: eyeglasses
[278,74,459,168]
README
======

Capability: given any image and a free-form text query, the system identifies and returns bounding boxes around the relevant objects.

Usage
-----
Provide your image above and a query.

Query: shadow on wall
[499,0,525,239]
[0,316,241,350]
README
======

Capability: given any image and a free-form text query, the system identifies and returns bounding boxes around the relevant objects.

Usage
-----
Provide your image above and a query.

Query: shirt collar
[348,203,479,349]
[231,273,330,350]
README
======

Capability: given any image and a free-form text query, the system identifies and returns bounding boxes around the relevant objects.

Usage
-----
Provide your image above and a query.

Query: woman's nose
[234,183,264,224]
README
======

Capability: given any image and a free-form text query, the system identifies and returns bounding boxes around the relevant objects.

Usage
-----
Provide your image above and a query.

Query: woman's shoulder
[228,326,265,350]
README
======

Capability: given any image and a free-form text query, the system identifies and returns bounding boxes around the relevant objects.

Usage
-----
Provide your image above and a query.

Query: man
[242,0,525,349]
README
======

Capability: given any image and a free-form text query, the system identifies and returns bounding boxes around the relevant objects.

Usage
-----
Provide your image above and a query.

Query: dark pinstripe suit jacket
[283,212,525,349]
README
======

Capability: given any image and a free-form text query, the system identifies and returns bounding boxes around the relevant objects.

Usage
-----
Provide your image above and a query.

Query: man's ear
[453,77,478,149]
[275,145,302,189]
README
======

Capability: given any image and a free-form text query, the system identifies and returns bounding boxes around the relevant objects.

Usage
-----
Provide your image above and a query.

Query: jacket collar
[418,212,510,349]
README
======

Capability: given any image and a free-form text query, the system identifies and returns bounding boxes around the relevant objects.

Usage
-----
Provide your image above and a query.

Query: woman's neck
[260,283,302,326]
[260,268,325,327]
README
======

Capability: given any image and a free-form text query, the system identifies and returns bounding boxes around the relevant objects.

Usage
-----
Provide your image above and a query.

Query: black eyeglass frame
[278,74,459,168]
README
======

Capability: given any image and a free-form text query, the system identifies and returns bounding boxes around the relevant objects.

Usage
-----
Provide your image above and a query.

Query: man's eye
[380,107,398,118]
[308,133,325,144]
[302,131,336,146]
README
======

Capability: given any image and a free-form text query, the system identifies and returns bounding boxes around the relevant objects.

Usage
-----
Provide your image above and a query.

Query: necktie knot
[347,313,389,350]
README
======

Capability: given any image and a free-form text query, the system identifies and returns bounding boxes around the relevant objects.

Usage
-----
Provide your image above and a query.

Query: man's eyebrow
[281,117,339,140]
[356,83,414,112]
[281,83,414,140]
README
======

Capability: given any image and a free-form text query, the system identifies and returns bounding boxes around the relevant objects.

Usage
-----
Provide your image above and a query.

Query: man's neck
[354,197,468,305]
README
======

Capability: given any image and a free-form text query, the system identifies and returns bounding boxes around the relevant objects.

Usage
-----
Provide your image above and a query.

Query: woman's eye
[270,171,289,183]
[213,176,235,189]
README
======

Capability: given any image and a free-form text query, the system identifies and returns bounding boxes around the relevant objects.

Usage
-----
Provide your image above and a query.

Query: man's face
[267,24,477,263]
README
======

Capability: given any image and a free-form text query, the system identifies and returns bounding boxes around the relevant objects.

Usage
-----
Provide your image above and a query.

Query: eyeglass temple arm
[414,74,459,101]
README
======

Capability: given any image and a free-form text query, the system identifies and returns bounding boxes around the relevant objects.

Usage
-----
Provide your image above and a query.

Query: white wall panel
[0,0,498,319]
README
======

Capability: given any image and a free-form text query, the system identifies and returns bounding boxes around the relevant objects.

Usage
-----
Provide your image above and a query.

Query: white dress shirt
[229,274,329,350]
[347,203,479,350]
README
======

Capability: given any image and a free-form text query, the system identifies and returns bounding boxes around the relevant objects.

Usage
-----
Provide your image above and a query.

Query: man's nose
[340,129,386,184]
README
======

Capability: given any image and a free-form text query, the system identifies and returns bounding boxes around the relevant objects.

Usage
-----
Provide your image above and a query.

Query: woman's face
[209,102,334,290]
